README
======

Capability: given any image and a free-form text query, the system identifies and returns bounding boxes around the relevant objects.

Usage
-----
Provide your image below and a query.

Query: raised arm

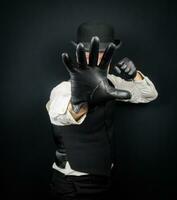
[108,57,158,103]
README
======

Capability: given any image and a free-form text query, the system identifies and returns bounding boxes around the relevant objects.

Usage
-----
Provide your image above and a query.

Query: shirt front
[46,71,158,176]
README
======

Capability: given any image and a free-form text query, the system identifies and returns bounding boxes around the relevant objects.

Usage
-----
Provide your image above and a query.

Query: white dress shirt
[46,71,158,176]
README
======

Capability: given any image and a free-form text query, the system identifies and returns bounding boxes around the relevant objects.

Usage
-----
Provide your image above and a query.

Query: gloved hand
[62,36,131,113]
[114,57,137,80]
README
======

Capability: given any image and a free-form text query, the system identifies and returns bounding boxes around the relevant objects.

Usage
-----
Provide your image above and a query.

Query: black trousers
[50,169,115,200]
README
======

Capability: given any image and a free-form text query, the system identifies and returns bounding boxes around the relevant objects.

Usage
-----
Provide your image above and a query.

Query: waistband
[52,168,111,184]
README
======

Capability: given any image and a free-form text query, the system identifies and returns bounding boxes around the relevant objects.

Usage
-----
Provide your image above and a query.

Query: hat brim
[70,39,122,52]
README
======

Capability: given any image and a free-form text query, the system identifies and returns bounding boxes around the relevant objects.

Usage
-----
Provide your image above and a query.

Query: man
[46,22,158,200]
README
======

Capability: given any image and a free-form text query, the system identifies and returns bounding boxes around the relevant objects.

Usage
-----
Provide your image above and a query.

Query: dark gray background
[1,0,177,199]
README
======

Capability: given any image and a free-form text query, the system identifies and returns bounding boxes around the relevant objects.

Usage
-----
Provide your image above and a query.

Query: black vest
[52,100,116,177]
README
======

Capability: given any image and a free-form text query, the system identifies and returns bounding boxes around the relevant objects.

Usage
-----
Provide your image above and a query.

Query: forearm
[107,71,158,103]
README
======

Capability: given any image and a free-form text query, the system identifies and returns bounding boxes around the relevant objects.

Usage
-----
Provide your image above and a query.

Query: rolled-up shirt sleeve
[46,81,87,126]
[107,71,158,103]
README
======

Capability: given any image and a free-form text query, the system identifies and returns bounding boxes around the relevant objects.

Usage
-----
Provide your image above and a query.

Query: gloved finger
[99,43,116,70]
[118,57,129,66]
[128,68,135,76]
[114,66,121,74]
[89,36,99,67]
[76,43,87,69]
[109,88,132,100]
[127,61,135,71]
[128,69,137,78]
[120,63,127,70]
[62,53,76,73]
[118,59,125,66]
[124,65,131,73]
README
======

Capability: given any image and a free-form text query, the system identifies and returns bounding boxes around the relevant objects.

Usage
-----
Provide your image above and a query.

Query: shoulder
[50,80,71,99]
[52,80,71,91]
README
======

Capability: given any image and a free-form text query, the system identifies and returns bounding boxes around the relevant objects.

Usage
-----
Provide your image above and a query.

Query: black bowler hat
[71,21,122,52]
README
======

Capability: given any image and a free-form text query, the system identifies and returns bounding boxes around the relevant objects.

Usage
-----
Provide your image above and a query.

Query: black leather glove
[114,57,137,80]
[62,36,131,113]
